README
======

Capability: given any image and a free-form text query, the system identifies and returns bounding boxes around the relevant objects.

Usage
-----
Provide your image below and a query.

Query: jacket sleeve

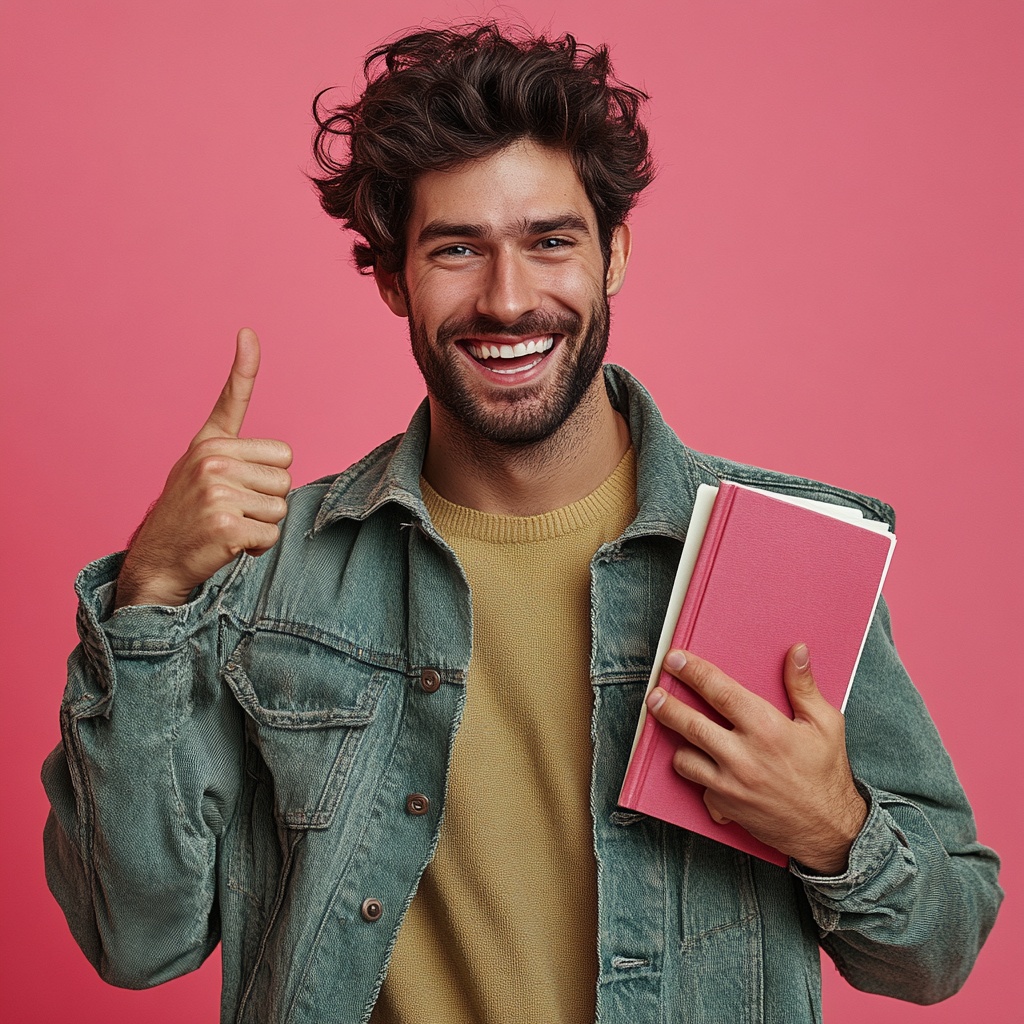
[790,596,1003,1004]
[42,551,248,989]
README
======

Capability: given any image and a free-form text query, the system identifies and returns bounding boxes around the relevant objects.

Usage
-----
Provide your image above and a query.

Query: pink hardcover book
[618,480,896,866]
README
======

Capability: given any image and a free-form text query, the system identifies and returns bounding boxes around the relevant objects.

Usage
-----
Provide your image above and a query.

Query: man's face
[377,140,629,446]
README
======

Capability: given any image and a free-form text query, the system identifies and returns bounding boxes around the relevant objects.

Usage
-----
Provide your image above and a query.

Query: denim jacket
[43,366,1001,1024]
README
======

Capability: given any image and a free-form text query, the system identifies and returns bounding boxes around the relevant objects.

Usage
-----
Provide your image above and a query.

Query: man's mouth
[463,335,556,375]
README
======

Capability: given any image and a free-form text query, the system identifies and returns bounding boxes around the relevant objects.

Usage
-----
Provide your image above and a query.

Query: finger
[783,643,829,720]
[205,512,281,558]
[670,738,721,787]
[189,438,293,474]
[245,492,289,524]
[193,328,261,444]
[221,487,289,524]
[647,686,732,760]
[239,520,281,557]
[703,789,732,826]
[234,460,292,496]
[662,649,763,728]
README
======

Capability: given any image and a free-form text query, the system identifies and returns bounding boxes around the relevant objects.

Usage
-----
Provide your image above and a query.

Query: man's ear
[605,222,632,297]
[374,267,410,318]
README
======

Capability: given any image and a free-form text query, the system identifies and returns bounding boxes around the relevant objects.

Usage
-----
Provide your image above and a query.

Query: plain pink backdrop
[1,2,1020,1021]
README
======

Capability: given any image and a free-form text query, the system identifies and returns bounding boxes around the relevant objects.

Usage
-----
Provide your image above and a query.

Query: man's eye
[536,237,572,250]
[437,244,475,257]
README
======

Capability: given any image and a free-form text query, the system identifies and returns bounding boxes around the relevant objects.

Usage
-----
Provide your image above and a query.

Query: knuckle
[196,454,230,478]
[730,759,759,792]
[713,683,741,718]
[191,437,226,459]
[202,483,234,506]
[206,510,239,539]
[690,658,719,693]
[687,716,715,750]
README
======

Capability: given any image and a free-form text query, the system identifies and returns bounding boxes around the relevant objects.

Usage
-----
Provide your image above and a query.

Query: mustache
[435,310,583,345]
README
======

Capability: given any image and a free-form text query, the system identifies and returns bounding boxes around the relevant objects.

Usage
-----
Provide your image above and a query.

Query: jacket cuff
[789,780,917,933]
[66,552,236,716]
[77,551,228,646]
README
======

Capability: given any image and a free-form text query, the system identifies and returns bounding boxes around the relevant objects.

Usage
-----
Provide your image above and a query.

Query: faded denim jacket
[44,366,1001,1023]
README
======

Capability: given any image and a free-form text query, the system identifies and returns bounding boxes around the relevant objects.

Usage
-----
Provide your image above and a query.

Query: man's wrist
[113,561,193,609]
[792,789,869,876]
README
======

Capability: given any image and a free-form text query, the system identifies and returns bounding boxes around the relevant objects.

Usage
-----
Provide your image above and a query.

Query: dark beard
[409,300,610,447]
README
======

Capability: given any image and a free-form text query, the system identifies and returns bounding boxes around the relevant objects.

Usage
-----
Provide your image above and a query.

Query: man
[43,24,1000,1024]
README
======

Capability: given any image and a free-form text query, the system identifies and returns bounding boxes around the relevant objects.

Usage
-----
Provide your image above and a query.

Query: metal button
[360,898,383,922]
[420,668,441,693]
[406,793,430,816]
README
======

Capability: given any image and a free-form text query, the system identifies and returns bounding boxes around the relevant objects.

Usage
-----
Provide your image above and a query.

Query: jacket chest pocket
[678,832,760,944]
[224,627,387,830]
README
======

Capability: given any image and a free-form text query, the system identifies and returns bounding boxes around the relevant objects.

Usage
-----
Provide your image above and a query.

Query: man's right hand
[114,328,293,609]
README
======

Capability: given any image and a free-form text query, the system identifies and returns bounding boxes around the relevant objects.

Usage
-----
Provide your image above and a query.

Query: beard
[408,299,610,448]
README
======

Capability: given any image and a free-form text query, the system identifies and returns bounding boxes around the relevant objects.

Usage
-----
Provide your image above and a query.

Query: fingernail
[664,650,687,673]
[793,644,810,671]
[646,688,667,713]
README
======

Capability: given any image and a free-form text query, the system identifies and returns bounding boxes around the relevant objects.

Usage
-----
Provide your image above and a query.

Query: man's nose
[474,250,541,325]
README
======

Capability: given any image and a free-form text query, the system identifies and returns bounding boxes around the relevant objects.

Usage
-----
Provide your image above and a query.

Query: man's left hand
[646,644,867,874]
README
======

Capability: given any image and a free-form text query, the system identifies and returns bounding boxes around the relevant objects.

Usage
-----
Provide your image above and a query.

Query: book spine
[619,483,737,808]
[666,482,736,657]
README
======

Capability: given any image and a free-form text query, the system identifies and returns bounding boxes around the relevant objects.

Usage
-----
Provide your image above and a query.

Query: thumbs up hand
[114,329,293,609]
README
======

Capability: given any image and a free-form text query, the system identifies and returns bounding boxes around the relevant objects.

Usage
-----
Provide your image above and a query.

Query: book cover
[618,481,896,866]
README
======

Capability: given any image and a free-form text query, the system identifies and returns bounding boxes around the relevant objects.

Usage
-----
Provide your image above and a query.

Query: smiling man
[43,24,1000,1024]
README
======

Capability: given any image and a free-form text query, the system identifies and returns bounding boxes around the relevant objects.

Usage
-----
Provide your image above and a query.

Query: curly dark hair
[311,23,655,275]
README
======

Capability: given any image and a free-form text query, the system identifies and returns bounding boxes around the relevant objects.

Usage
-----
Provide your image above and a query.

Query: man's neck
[421,372,631,516]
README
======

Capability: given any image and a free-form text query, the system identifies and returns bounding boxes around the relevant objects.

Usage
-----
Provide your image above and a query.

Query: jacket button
[406,793,430,815]
[420,668,441,693]
[361,898,383,922]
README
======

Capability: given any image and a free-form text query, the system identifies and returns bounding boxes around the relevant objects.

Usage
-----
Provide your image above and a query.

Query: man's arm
[42,549,250,986]
[646,603,1002,1002]
[43,330,289,984]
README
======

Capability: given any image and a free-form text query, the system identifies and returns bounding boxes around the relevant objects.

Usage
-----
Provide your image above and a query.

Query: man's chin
[412,302,609,448]
[435,365,604,447]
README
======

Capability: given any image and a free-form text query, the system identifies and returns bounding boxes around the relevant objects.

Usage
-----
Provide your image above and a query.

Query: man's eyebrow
[521,214,591,236]
[416,213,591,246]
[417,221,489,245]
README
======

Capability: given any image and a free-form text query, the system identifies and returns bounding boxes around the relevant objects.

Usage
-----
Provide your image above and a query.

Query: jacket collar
[310,364,700,544]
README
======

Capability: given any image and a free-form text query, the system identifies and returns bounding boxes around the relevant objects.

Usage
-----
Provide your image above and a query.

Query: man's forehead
[406,140,597,242]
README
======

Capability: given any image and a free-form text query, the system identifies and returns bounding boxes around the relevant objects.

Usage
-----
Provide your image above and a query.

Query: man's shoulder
[608,365,896,532]
[685,448,897,530]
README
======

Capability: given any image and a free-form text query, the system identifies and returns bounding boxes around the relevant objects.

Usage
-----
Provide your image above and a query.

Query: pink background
[1,2,1020,1021]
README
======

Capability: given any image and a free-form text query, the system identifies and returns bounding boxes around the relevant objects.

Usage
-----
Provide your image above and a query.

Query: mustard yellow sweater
[372,450,637,1024]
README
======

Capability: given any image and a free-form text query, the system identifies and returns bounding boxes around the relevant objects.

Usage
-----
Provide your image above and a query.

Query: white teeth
[491,357,542,375]
[467,336,556,361]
